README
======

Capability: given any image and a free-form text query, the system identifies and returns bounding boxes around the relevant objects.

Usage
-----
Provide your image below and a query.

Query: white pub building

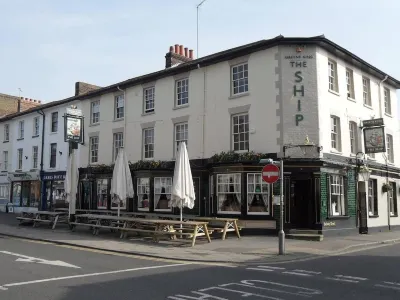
[1,35,399,237]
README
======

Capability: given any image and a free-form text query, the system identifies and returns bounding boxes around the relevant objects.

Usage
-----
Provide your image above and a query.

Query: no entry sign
[262,164,280,184]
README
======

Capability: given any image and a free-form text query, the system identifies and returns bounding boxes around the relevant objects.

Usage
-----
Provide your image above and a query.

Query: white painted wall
[0,122,11,211]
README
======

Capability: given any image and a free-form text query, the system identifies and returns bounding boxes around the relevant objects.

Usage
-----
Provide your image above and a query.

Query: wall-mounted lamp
[59,151,63,155]
[25,156,28,160]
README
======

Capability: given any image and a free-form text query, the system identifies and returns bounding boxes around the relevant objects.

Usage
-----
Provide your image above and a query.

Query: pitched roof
[1,34,399,122]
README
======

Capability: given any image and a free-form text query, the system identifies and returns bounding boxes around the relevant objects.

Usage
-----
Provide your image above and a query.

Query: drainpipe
[378,75,389,118]
[37,109,45,210]
[199,64,207,159]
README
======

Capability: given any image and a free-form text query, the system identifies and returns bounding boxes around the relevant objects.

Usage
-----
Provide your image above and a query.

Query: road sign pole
[279,159,285,255]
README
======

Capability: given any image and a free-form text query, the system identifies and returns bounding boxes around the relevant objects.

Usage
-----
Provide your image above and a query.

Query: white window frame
[143,87,155,113]
[349,121,358,154]
[217,173,241,215]
[362,77,371,106]
[33,117,40,136]
[154,177,172,212]
[143,128,154,159]
[0,185,9,201]
[231,63,249,95]
[17,148,23,170]
[115,95,125,120]
[328,60,338,92]
[89,136,99,163]
[175,78,189,107]
[96,179,108,209]
[4,124,9,142]
[113,132,124,162]
[368,179,378,216]
[50,143,57,168]
[91,101,100,124]
[247,173,270,215]
[3,151,8,171]
[18,121,24,139]
[329,175,346,216]
[346,68,354,99]
[384,88,391,115]
[51,112,58,133]
[232,113,249,152]
[32,146,38,169]
[137,177,150,211]
[386,134,394,163]
[331,116,341,151]
[174,122,188,156]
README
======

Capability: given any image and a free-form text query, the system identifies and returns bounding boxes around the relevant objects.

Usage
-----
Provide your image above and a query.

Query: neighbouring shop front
[8,171,40,213]
[0,172,10,212]
[40,171,67,211]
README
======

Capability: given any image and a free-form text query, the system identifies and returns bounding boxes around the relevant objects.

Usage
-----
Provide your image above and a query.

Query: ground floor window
[137,178,150,211]
[389,182,398,216]
[368,179,378,216]
[0,184,9,205]
[247,173,269,214]
[45,180,66,210]
[329,175,346,216]
[96,179,108,209]
[154,177,172,211]
[111,179,127,210]
[217,173,241,214]
[12,181,40,208]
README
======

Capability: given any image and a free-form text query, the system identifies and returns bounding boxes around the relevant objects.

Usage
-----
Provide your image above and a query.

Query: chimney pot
[189,49,194,59]
[179,45,184,56]
[169,46,174,53]
[174,44,179,53]
[184,47,188,57]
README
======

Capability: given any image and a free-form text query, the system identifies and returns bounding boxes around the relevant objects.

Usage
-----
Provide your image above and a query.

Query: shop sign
[8,171,39,181]
[42,173,66,181]
[64,107,84,144]
[364,126,386,154]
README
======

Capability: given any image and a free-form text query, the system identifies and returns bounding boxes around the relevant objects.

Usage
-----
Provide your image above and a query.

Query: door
[290,179,313,228]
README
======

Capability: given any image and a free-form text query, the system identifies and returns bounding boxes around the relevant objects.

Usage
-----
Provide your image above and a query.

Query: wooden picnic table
[16,211,68,230]
[70,214,211,247]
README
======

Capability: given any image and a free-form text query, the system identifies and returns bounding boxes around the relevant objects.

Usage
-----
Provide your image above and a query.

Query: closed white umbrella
[111,148,134,218]
[65,150,78,218]
[171,142,195,224]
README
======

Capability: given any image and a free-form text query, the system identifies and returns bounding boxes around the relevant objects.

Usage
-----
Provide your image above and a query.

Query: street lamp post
[354,152,370,234]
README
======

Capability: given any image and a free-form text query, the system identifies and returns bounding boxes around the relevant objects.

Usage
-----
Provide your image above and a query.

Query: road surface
[0,236,399,299]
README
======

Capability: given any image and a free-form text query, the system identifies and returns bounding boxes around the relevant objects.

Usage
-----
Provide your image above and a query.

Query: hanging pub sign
[64,107,84,144]
[364,126,386,154]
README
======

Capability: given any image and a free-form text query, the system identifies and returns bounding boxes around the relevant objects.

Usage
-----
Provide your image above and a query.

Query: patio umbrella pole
[180,199,183,238]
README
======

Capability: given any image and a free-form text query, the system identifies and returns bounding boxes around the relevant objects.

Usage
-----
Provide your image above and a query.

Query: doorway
[290,179,314,228]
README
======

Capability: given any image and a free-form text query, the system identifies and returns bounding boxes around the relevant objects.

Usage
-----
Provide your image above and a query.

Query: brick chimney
[75,82,102,96]
[165,44,194,68]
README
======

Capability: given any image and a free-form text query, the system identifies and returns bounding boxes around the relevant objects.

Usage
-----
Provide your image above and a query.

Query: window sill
[143,157,154,161]
[142,111,155,116]
[17,138,24,141]
[3,141,9,143]
[138,208,150,212]
[113,118,124,122]
[368,215,379,218]
[327,215,350,220]
[390,214,398,218]
[384,113,393,118]
[363,104,373,110]
[50,132,58,135]
[234,150,249,154]
[328,89,340,96]
[32,135,39,138]
[347,97,356,102]
[173,104,189,110]
[330,149,342,155]
[229,92,250,100]
[89,123,100,127]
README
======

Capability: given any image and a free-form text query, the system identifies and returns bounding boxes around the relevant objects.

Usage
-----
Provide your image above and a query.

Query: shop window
[21,182,30,207]
[154,177,172,211]
[368,179,378,216]
[389,182,398,217]
[50,143,57,168]
[111,180,126,210]
[137,178,150,211]
[30,181,40,208]
[0,185,9,205]
[247,173,270,215]
[217,173,241,214]
[12,182,21,207]
[97,179,108,209]
[329,175,346,216]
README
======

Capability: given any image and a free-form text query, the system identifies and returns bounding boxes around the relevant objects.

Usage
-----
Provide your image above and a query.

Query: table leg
[120,222,127,239]
[154,224,160,243]
[33,214,40,228]
[52,215,59,230]
[233,220,241,239]
[94,220,100,235]
[191,225,198,247]
[221,222,229,240]
[204,224,212,243]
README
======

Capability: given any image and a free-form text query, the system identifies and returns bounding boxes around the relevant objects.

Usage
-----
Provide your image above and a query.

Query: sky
[1,0,399,104]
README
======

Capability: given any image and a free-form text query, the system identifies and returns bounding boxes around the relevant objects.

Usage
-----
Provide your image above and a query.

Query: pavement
[1,213,400,265]
[1,236,400,299]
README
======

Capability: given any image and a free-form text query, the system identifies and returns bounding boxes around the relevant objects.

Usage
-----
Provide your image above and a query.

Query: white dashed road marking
[325,277,359,283]
[258,266,286,270]
[282,271,313,277]
[247,267,274,272]
[293,270,322,275]
[335,275,368,281]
